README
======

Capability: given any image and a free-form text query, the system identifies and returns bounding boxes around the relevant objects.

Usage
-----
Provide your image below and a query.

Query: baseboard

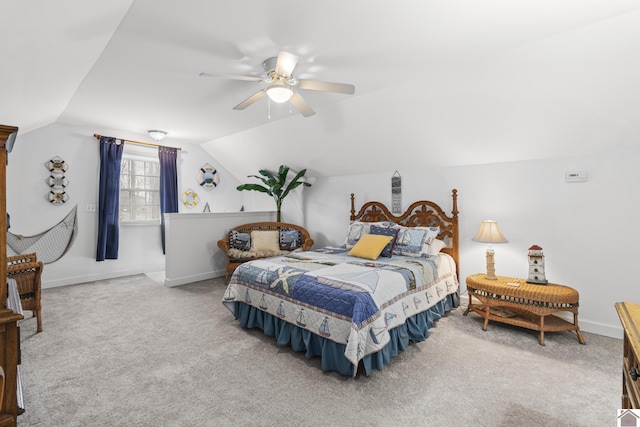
[43,268,226,289]
[42,269,150,289]
[457,293,623,339]
[577,319,623,339]
[164,269,225,287]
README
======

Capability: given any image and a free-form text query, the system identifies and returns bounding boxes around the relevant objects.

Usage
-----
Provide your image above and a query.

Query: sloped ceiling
[2,0,640,180]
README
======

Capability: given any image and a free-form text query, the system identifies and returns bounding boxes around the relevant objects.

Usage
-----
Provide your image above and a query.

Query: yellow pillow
[250,230,280,252]
[348,234,394,260]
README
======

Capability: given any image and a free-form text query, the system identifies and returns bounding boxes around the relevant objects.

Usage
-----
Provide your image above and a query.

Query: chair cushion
[280,229,301,250]
[227,248,296,259]
[230,230,251,251]
[250,230,280,252]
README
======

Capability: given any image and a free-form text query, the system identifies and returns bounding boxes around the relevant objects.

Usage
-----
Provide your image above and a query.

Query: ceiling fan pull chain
[268,97,271,119]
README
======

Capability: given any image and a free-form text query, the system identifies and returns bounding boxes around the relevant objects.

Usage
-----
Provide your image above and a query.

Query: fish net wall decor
[7,205,78,263]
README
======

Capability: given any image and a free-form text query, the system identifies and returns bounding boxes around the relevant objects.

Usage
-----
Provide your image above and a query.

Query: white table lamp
[472,220,508,280]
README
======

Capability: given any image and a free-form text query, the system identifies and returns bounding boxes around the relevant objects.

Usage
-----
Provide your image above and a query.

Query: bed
[222,190,460,376]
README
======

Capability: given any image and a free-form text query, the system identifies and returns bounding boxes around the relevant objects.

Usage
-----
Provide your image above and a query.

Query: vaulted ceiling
[2,0,640,180]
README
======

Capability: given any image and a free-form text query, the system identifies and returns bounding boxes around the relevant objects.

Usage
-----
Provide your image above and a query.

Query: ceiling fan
[200,50,355,117]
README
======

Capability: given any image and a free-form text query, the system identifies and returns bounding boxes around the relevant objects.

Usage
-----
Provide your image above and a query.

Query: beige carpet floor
[16,274,622,426]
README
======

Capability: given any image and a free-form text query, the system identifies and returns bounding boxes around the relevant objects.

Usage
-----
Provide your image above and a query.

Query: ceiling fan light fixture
[266,85,293,103]
[148,130,167,141]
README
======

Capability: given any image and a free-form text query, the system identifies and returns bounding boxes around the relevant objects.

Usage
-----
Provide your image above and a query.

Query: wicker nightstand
[464,274,586,345]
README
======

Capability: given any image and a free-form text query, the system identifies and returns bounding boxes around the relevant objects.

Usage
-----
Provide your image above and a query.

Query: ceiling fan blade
[297,79,355,95]
[199,72,264,82]
[275,51,299,77]
[233,89,267,110]
[289,92,316,117]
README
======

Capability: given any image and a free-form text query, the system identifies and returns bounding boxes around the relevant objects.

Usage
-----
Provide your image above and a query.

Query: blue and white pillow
[389,225,440,258]
[230,230,251,251]
[393,227,428,257]
[418,226,440,256]
[279,230,301,251]
[344,221,392,248]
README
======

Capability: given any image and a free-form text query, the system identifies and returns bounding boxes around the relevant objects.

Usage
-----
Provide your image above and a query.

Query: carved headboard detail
[350,189,459,278]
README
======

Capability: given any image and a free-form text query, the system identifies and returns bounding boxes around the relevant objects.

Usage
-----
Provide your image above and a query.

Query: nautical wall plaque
[391,171,401,214]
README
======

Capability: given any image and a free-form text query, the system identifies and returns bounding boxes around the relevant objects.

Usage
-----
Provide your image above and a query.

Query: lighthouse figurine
[527,245,548,285]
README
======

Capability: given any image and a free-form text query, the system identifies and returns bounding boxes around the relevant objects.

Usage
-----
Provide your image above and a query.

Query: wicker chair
[218,222,313,282]
[7,253,43,332]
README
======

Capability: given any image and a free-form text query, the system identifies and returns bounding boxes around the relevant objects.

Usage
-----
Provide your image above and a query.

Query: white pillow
[250,230,280,252]
[425,239,446,257]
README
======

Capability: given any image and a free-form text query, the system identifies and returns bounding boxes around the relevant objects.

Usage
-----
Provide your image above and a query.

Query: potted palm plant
[236,165,311,222]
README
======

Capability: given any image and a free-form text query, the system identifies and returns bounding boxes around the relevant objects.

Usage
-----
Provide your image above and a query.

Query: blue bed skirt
[234,293,458,377]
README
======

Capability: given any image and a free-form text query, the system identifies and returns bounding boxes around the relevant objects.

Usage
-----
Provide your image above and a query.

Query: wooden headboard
[350,189,459,278]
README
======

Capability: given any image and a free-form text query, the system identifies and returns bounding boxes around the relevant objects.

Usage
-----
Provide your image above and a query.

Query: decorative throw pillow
[348,233,394,260]
[416,226,440,256]
[344,221,391,248]
[250,230,280,252]
[393,227,428,257]
[344,221,368,248]
[369,225,399,257]
[279,229,301,251]
[230,230,251,251]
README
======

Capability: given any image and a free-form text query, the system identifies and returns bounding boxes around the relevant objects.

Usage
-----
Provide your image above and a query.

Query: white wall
[163,210,276,287]
[7,122,243,288]
[8,124,637,338]
[304,150,640,339]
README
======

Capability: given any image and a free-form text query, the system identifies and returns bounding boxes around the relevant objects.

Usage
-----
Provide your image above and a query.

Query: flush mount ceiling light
[148,130,167,141]
[266,84,293,103]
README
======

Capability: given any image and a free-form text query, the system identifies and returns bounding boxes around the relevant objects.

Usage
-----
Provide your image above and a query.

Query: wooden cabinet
[0,310,20,426]
[616,302,640,409]
[0,125,21,426]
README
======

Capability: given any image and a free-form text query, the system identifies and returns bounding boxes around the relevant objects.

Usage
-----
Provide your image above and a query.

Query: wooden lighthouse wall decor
[527,244,548,284]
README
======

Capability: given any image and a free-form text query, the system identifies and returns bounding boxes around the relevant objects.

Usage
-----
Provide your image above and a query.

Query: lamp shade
[472,220,508,244]
[266,85,293,103]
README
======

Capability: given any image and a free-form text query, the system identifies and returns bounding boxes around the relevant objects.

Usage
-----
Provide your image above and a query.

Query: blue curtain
[158,146,178,254]
[96,136,124,261]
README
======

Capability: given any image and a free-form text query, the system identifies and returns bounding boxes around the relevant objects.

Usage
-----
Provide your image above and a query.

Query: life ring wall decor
[45,156,69,205]
[45,156,68,173]
[197,163,219,190]
[46,175,68,188]
[47,190,69,205]
[182,188,200,208]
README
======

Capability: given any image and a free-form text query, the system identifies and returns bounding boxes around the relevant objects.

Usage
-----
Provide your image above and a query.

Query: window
[119,157,160,222]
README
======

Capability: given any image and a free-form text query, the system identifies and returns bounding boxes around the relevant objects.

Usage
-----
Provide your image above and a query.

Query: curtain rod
[93,134,182,150]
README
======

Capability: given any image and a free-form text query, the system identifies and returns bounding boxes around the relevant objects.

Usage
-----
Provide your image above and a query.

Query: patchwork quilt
[222,247,459,369]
